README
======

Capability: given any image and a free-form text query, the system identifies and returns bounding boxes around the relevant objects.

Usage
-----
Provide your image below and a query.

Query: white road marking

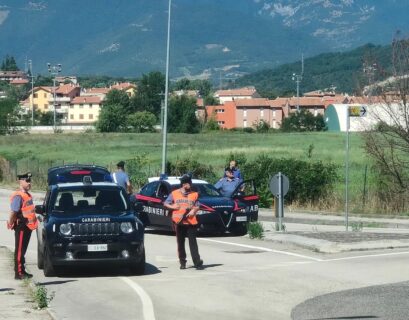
[324,250,409,262]
[120,277,156,320]
[199,238,323,261]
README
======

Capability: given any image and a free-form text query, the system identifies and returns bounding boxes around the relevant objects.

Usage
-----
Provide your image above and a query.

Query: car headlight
[197,210,212,215]
[120,222,133,234]
[59,223,72,236]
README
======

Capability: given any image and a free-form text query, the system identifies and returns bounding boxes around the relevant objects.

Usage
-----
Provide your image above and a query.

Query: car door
[135,181,161,226]
[232,179,259,222]
[155,182,173,228]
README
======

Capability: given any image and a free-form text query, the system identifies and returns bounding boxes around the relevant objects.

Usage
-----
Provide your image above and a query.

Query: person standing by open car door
[112,161,133,195]
[164,174,203,270]
[8,172,38,280]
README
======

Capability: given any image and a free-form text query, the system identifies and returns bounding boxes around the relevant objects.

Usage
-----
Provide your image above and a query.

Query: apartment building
[68,96,103,124]
[214,86,260,104]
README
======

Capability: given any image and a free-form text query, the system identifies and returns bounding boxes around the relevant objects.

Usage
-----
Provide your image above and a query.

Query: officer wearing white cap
[8,172,38,280]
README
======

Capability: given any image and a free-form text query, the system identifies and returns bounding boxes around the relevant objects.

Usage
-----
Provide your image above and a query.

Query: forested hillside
[235,44,393,97]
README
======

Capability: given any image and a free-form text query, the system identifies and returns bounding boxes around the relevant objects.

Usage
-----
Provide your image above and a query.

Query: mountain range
[0,1,408,81]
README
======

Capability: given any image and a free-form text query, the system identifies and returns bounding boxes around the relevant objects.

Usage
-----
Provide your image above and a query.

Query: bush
[253,119,270,133]
[242,154,339,207]
[126,153,154,189]
[166,156,217,183]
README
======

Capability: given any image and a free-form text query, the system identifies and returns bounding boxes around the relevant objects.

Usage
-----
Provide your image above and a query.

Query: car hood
[198,196,235,211]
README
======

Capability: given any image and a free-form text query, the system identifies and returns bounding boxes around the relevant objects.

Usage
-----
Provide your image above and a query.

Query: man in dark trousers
[164,174,203,270]
[8,172,38,280]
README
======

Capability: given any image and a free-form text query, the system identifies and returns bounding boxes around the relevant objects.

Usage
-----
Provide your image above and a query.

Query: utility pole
[47,63,62,131]
[363,62,377,104]
[28,60,34,126]
[292,54,304,113]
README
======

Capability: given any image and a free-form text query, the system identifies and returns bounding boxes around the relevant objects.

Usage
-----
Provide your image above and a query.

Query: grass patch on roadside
[31,283,54,309]
[247,222,264,239]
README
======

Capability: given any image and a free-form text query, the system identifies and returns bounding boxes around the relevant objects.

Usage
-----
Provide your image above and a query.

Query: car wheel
[37,243,44,270]
[43,246,55,277]
[231,223,247,236]
[130,248,145,275]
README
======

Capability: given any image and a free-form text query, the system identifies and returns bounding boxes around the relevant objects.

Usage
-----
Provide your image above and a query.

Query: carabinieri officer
[8,172,38,280]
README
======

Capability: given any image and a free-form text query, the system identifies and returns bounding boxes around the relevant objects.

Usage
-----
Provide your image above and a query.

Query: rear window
[52,186,129,214]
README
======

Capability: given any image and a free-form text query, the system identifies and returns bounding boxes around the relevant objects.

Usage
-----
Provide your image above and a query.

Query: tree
[130,71,165,116]
[1,55,19,71]
[105,89,130,113]
[126,111,157,133]
[203,94,219,106]
[362,33,409,211]
[253,119,270,133]
[0,98,17,134]
[38,111,54,125]
[204,111,220,131]
[96,104,127,132]
[281,109,326,132]
[168,95,201,133]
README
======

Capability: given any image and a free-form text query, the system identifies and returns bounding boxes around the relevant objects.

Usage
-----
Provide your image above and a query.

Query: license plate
[236,216,247,222]
[87,244,108,252]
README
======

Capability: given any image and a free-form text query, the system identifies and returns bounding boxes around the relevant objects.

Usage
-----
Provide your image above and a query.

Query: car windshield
[52,186,129,214]
[171,183,221,197]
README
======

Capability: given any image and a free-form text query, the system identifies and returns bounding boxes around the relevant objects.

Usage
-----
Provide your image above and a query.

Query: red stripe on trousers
[17,230,24,274]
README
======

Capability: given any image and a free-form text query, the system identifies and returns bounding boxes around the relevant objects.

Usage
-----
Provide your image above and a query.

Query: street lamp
[47,63,62,130]
[28,60,34,126]
[161,0,172,174]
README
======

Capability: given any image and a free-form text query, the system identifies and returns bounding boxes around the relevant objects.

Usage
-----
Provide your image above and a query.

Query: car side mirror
[35,205,45,215]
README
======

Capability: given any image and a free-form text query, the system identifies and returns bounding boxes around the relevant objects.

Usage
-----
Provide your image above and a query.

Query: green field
[0,131,374,212]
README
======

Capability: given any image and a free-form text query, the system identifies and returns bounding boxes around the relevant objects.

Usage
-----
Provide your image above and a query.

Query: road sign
[348,105,367,117]
[269,173,289,197]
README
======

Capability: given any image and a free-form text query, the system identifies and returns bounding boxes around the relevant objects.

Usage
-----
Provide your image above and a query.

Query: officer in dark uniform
[8,172,38,280]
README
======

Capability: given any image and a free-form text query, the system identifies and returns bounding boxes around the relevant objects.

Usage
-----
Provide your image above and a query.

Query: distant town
[0,68,404,133]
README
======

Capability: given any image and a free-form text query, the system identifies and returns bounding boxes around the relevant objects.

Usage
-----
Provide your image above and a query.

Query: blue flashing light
[56,175,67,183]
[159,173,168,180]
[104,174,113,182]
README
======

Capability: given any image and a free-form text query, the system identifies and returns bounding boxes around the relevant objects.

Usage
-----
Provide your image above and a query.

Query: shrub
[166,156,217,183]
[242,154,339,207]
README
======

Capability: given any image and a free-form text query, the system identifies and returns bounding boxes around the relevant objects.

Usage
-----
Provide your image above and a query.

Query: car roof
[148,176,210,185]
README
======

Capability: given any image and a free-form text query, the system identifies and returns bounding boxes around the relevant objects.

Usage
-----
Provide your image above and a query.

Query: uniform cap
[180,174,192,185]
[225,167,234,174]
[17,172,32,181]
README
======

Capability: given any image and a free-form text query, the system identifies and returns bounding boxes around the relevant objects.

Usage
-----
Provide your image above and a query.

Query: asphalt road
[2,192,409,320]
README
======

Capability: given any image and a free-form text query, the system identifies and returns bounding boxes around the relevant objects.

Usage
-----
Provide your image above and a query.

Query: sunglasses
[23,178,31,183]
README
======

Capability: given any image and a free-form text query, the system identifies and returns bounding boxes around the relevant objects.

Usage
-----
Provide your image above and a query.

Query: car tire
[130,248,145,275]
[43,247,56,277]
[231,223,248,236]
[37,244,44,270]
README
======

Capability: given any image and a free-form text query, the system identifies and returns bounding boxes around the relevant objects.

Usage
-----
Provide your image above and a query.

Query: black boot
[194,259,204,269]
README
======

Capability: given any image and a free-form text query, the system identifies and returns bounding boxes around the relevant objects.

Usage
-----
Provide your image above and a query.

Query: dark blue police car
[35,165,145,276]
[133,176,259,235]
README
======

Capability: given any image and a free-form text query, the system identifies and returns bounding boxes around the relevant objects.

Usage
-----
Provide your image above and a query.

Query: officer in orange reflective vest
[8,172,38,280]
[164,174,204,270]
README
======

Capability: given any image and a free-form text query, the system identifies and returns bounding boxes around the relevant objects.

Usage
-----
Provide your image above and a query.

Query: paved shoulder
[291,281,409,320]
[0,246,52,320]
